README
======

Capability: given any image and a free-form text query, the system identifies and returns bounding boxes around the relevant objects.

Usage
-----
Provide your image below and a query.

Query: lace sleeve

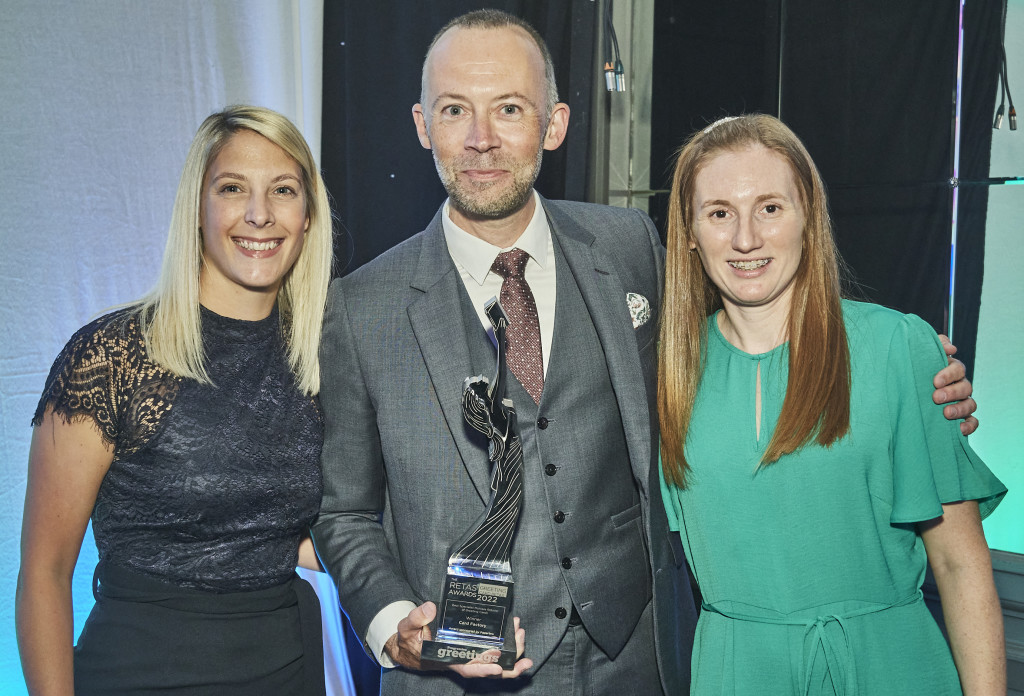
[32,310,148,448]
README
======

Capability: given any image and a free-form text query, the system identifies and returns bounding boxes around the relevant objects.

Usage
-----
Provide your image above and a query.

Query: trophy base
[423,570,516,670]
[421,639,518,670]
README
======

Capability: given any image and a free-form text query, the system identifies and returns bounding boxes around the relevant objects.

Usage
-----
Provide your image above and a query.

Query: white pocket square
[626,292,651,329]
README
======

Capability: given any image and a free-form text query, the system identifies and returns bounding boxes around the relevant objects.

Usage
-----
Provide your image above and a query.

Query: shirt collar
[441,190,551,286]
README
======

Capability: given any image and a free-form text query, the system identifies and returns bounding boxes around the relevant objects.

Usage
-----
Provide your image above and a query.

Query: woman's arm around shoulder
[16,413,114,696]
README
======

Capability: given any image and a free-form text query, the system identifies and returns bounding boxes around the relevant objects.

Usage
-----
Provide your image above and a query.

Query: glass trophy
[421,298,523,669]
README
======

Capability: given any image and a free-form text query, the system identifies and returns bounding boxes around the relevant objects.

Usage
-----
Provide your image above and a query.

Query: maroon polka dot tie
[490,248,544,403]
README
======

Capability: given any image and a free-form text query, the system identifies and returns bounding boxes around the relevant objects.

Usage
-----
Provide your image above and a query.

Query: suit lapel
[544,200,652,491]
[407,208,491,503]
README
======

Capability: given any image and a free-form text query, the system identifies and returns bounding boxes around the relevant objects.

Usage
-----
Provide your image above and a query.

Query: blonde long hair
[136,105,333,395]
[659,114,850,487]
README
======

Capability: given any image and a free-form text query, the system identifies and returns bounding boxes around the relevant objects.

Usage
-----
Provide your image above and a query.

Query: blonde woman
[17,105,333,695]
[659,114,1005,694]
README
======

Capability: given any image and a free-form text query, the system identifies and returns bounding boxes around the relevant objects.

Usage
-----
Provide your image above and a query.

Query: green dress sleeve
[885,313,1006,524]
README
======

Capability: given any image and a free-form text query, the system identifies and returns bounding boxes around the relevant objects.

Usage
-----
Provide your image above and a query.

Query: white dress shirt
[442,190,556,374]
[365,190,557,666]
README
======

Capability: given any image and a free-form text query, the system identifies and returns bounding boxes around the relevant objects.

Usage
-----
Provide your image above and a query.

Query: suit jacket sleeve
[311,278,419,650]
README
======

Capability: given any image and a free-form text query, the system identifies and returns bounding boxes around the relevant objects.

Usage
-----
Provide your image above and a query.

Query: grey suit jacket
[313,197,696,695]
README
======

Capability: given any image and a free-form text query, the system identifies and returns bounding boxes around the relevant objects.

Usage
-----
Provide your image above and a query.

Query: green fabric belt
[701,590,923,696]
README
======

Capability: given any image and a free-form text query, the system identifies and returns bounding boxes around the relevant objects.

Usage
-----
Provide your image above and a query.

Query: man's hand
[384,601,436,671]
[450,616,533,679]
[933,335,979,436]
[384,604,533,678]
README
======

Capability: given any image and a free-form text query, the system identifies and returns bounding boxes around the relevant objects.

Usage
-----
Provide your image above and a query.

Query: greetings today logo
[435,646,499,663]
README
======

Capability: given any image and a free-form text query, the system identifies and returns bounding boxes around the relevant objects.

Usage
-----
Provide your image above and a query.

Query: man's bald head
[420,9,559,121]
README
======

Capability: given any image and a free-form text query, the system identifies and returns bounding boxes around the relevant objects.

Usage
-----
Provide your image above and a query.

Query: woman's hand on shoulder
[932,335,979,436]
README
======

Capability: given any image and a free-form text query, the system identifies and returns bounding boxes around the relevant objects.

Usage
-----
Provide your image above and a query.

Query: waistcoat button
[555,607,568,619]
[536,417,549,429]
[545,464,557,476]
[553,511,565,523]
[561,557,573,569]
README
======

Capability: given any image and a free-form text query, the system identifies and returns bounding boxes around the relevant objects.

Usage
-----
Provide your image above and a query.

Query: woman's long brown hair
[659,114,851,487]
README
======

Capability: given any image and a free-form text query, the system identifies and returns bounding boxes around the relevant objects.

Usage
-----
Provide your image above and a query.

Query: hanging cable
[1003,46,1016,130]
[994,0,1016,130]
[603,1,626,92]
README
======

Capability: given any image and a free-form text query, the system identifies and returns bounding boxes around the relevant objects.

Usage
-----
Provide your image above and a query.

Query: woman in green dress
[658,114,1006,695]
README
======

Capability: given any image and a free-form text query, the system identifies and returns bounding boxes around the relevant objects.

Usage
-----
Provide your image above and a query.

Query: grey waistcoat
[459,236,652,664]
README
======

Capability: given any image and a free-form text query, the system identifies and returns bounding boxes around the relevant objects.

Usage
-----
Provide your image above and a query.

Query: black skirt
[73,562,326,696]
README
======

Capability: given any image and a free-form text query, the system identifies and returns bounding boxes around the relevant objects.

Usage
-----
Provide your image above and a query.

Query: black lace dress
[33,305,325,695]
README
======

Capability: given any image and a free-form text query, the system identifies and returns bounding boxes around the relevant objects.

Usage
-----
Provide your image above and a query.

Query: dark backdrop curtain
[322,0,594,277]
[650,0,999,375]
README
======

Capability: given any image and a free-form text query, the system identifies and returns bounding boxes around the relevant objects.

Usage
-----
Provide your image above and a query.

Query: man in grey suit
[312,9,978,696]
[314,10,691,694]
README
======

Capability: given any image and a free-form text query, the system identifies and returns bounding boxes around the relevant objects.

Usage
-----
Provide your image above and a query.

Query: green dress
[660,300,1005,695]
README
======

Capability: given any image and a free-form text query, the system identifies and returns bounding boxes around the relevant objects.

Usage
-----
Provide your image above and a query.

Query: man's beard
[434,145,544,220]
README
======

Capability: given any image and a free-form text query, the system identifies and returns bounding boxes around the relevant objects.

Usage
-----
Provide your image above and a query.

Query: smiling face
[198,129,309,318]
[412,25,568,240]
[691,144,806,318]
